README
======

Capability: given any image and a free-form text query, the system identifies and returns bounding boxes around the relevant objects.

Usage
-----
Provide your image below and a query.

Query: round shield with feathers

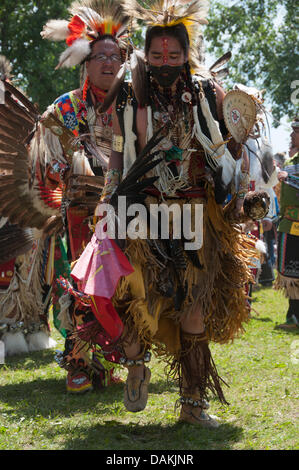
[223,90,257,143]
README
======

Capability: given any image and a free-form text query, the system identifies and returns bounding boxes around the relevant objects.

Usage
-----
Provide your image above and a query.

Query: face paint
[162,36,168,64]
[149,64,184,88]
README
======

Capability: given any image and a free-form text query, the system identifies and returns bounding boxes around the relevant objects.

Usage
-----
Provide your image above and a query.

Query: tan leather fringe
[165,331,229,405]
[112,188,257,363]
[274,272,299,300]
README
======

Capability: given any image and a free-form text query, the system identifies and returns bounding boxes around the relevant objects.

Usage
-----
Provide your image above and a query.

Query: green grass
[0,285,298,450]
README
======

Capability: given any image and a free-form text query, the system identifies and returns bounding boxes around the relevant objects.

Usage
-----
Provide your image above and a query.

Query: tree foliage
[0,1,144,112]
[0,0,79,112]
[0,1,297,121]
[205,0,298,125]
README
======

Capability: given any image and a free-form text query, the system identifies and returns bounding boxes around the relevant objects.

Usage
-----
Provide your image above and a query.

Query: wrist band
[112,134,124,153]
[100,168,122,203]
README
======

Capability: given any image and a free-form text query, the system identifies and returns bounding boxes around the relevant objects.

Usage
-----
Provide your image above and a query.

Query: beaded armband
[50,160,70,180]
[100,168,122,204]
[237,171,250,199]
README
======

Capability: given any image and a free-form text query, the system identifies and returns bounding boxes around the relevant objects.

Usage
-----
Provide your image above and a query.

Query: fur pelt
[27,332,56,352]
[2,331,29,356]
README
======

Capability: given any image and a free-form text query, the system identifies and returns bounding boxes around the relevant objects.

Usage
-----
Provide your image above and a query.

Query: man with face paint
[75,0,257,426]
[148,35,185,87]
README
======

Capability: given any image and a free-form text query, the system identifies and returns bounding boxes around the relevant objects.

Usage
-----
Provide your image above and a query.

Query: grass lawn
[0,285,298,450]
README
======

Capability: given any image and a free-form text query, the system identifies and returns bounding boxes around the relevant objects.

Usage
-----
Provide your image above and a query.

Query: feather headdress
[122,0,209,47]
[41,0,133,69]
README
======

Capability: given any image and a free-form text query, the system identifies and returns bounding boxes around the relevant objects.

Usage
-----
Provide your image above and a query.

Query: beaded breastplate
[149,100,206,197]
[54,90,112,169]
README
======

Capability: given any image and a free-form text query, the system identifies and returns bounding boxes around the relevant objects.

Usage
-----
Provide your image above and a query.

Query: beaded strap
[179,396,210,410]
[119,351,151,367]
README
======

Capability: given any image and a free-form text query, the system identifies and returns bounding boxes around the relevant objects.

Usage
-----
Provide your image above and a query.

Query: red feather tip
[66,15,86,46]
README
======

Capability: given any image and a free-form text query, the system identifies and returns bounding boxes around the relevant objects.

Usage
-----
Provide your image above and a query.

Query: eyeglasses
[89,53,122,63]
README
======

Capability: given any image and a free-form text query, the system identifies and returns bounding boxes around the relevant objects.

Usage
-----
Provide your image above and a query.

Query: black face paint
[149,64,184,88]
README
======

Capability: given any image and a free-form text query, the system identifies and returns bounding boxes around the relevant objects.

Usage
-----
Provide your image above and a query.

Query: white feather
[41,20,70,41]
[72,149,94,175]
[27,332,57,352]
[255,239,267,255]
[2,332,29,356]
[192,104,236,185]
[56,38,91,69]
[234,157,243,191]
[0,217,8,229]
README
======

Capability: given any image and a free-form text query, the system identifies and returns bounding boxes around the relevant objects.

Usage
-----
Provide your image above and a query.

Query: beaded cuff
[179,396,210,409]
[237,171,250,199]
[112,134,124,153]
[100,168,122,203]
[119,351,151,367]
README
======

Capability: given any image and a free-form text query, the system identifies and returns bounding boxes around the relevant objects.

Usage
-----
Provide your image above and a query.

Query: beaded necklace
[147,72,209,195]
[82,82,113,165]
[149,72,193,141]
[90,83,113,129]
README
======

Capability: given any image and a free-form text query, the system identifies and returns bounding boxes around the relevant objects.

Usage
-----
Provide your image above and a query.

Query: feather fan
[0,223,34,263]
[0,79,63,235]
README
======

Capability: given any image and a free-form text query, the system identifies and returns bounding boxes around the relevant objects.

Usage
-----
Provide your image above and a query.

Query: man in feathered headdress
[70,0,265,425]
[38,0,133,392]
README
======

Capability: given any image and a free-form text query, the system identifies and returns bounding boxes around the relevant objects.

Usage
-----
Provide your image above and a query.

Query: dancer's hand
[277,170,288,182]
[234,197,244,218]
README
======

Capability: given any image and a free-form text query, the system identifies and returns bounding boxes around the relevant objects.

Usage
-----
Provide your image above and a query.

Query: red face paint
[162,36,169,64]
